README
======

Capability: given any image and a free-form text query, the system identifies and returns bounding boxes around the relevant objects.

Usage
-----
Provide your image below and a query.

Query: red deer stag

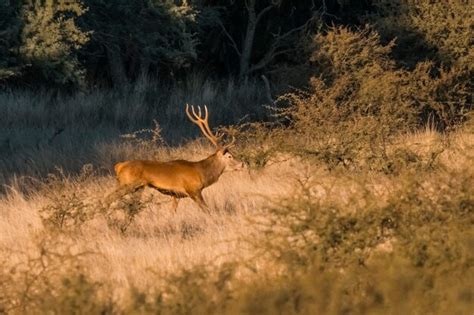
[114,104,244,212]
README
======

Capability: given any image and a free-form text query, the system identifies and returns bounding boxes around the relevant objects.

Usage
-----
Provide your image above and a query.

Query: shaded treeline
[1,0,382,89]
[1,1,471,102]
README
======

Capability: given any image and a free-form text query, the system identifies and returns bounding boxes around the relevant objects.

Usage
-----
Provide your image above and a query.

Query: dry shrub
[247,166,473,313]
[125,263,238,315]
[38,164,152,235]
[227,122,284,169]
[0,235,111,314]
[38,165,99,231]
[254,167,473,269]
[120,119,165,160]
[238,26,470,171]
[370,0,473,67]
[103,190,153,234]
[368,0,473,127]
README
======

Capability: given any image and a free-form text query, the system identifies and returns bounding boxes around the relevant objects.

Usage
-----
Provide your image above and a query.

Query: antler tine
[188,105,208,126]
[223,134,236,150]
[204,105,209,124]
[185,104,220,147]
[215,130,225,141]
[195,105,219,144]
[190,105,211,136]
[190,105,202,121]
[200,105,217,141]
[185,103,199,124]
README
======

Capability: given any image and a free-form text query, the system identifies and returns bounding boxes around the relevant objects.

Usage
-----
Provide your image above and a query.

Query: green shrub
[0,3,21,83]
[19,0,91,88]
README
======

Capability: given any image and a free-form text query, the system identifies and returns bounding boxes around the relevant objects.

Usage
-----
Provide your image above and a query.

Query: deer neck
[199,153,226,188]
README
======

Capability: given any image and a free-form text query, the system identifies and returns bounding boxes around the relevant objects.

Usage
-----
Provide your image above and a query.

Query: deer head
[185,104,244,172]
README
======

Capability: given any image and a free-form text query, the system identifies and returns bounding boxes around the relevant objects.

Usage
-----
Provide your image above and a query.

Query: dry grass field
[0,70,473,314]
[1,108,473,313]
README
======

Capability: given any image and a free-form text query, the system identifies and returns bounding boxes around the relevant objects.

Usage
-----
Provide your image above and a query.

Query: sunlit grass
[1,124,472,313]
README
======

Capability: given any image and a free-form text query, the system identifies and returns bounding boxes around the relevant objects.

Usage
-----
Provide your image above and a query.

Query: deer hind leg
[104,182,145,208]
[124,183,146,196]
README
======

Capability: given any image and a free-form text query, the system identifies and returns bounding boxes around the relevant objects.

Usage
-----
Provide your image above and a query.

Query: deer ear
[223,147,235,156]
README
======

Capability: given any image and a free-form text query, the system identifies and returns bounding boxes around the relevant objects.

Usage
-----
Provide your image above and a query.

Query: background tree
[0,1,21,84]
[79,0,198,87]
[19,0,90,88]
[0,0,471,94]
[193,0,322,78]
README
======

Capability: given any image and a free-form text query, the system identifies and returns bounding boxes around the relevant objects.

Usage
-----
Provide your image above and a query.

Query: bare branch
[244,0,254,13]
[255,5,274,25]
[248,16,313,74]
[271,0,284,7]
[317,0,339,20]
[250,48,292,73]
[218,21,241,57]
[272,19,310,45]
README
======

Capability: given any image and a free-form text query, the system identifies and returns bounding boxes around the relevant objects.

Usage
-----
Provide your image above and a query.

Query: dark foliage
[0,0,378,89]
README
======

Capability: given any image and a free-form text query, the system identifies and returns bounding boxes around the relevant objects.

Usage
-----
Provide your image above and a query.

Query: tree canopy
[0,0,471,91]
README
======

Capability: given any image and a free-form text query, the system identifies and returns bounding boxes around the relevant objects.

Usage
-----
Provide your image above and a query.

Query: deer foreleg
[189,191,210,214]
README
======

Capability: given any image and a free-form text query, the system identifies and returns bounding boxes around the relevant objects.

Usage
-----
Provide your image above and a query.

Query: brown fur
[114,105,244,212]
[114,149,244,212]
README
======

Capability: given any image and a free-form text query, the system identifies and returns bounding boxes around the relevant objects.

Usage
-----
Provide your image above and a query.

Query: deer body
[114,105,243,212]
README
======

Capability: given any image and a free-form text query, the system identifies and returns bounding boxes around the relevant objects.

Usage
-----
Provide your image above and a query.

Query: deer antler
[223,134,236,150]
[186,104,222,147]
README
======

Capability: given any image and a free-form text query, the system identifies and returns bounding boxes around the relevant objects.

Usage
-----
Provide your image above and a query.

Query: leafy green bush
[19,0,91,88]
[0,3,21,83]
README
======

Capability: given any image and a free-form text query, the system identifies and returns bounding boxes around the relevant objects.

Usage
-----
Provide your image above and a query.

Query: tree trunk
[238,0,257,79]
[106,44,127,87]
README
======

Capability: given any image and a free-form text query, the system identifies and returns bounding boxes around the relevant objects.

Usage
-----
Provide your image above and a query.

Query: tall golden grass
[1,117,472,313]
